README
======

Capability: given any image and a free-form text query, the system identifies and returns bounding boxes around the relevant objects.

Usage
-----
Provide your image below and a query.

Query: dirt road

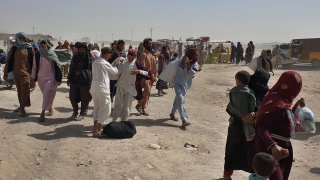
[0,64,319,180]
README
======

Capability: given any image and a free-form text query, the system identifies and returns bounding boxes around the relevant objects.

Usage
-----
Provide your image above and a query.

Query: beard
[145,46,153,52]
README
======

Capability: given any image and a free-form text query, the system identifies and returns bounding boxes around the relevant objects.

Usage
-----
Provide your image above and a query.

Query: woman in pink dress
[32,40,62,122]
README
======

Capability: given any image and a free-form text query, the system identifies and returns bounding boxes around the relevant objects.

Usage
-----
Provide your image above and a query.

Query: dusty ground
[0,63,319,180]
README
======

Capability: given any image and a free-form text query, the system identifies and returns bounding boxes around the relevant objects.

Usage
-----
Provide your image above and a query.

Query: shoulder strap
[34,51,41,81]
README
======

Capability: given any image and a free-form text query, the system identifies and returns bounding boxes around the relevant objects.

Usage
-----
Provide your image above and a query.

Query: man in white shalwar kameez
[112,50,149,122]
[90,47,118,137]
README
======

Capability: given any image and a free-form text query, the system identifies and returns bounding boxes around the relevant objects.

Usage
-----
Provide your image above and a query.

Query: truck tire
[311,59,320,68]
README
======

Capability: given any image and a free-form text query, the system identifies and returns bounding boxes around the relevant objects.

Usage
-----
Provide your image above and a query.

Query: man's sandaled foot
[169,113,179,121]
[92,131,101,138]
[45,111,53,116]
[70,113,78,120]
[135,105,143,114]
[39,115,45,122]
[181,122,191,128]
[75,115,84,121]
[142,110,149,116]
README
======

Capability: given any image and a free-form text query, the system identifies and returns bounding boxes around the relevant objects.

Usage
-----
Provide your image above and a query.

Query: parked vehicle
[208,40,232,63]
[289,38,320,67]
[185,36,210,65]
[279,43,290,59]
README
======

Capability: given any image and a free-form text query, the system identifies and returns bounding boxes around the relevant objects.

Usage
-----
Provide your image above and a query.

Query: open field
[0,63,319,180]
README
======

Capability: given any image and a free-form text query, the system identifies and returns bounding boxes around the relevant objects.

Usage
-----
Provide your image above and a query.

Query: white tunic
[90,58,118,95]
[117,59,139,96]
[90,57,118,124]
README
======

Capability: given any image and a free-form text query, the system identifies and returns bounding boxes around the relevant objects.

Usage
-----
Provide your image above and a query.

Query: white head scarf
[90,50,101,60]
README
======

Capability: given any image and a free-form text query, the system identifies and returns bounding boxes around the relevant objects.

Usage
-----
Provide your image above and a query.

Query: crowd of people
[230,41,255,65]
[224,55,304,180]
[0,32,307,180]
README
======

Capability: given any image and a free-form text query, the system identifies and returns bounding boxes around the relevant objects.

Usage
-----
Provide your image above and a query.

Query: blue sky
[1,0,320,43]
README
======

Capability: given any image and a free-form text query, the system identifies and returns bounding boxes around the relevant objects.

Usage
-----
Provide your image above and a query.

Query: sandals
[45,110,53,116]
[182,122,191,127]
[135,105,143,114]
[169,113,179,121]
[39,115,45,122]
[142,110,149,116]
[92,131,101,138]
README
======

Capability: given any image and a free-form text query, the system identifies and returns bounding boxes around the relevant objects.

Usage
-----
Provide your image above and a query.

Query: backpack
[102,121,137,139]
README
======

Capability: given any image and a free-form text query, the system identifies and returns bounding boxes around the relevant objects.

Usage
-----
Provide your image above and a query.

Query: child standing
[224,70,256,179]
[249,153,276,180]
[112,49,150,122]
[90,47,118,137]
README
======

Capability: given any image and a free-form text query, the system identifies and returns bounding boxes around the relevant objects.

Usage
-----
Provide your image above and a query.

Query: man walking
[136,38,157,115]
[67,42,92,120]
[170,47,200,128]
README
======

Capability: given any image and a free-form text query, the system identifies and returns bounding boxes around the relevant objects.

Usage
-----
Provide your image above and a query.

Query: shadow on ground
[309,167,320,174]
[281,63,320,71]
[131,118,181,128]
[0,107,39,119]
[0,107,72,126]
[28,124,91,140]
[57,87,69,93]
[55,106,73,113]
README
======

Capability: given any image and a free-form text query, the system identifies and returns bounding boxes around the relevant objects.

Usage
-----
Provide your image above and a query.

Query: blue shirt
[173,61,197,93]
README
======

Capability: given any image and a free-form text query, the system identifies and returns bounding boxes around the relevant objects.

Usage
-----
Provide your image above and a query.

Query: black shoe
[169,113,179,121]
[142,109,149,116]
[135,105,143,114]
[182,122,191,127]
[39,115,45,122]
[70,113,78,120]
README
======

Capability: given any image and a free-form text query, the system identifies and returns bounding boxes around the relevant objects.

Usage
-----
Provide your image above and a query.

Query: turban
[90,50,101,60]
[128,49,137,57]
[185,47,198,60]
[75,42,88,49]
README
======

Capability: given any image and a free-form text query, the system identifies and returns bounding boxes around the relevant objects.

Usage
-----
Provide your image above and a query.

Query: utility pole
[130,31,134,43]
[32,26,36,40]
[112,33,114,41]
[150,26,154,39]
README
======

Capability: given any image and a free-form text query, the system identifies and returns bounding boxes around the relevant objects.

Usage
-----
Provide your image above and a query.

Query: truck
[287,38,320,68]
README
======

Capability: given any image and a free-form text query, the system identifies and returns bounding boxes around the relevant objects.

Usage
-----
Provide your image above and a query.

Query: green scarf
[14,32,32,49]
[54,49,72,65]
[39,48,62,68]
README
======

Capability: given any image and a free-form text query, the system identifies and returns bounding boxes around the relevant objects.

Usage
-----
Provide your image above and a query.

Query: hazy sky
[1,0,320,43]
